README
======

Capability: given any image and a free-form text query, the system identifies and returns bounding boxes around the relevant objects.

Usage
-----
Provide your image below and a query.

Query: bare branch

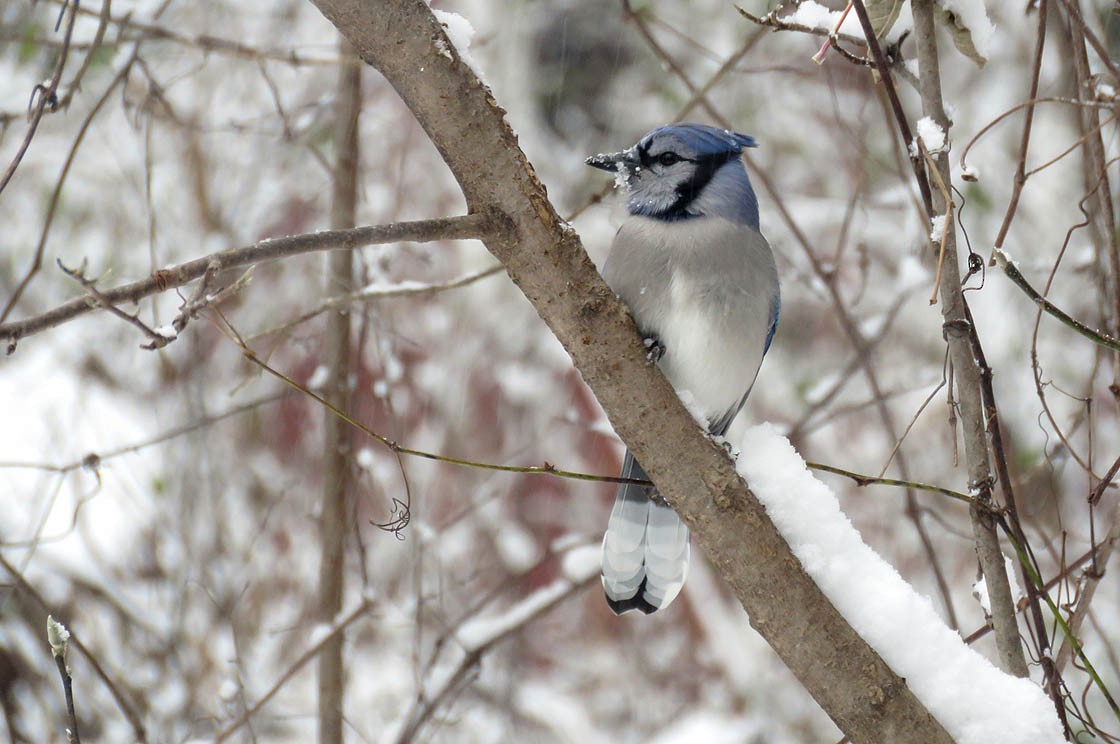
[57,259,175,349]
[0,214,495,351]
[997,248,1120,353]
[737,4,861,43]
[850,0,934,217]
[806,461,975,505]
[317,37,361,744]
[910,0,1032,679]
[991,0,1049,258]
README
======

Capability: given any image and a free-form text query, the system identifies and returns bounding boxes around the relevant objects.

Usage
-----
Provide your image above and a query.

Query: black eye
[657,152,680,166]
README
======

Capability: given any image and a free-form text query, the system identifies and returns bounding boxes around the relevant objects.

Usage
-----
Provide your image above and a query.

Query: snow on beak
[585,146,640,173]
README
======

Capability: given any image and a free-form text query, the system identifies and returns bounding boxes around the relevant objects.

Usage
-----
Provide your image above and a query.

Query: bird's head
[587,123,758,225]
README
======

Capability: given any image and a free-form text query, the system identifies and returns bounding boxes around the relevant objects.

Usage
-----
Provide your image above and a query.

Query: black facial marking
[665,150,739,218]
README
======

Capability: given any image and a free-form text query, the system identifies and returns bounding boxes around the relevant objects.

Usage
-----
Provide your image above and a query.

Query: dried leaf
[933,2,988,68]
[863,0,904,38]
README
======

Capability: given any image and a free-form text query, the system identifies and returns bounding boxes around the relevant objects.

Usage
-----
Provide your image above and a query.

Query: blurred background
[2,0,1119,741]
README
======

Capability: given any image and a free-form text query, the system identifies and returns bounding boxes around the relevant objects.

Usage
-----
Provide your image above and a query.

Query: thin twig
[57,259,174,349]
[1089,453,1120,507]
[213,598,374,743]
[1,13,130,327]
[811,0,854,64]
[394,572,595,743]
[1024,113,1119,179]
[1055,0,1120,84]
[46,0,357,67]
[991,0,1048,258]
[620,0,721,122]
[736,4,860,43]
[0,555,147,742]
[56,0,112,111]
[0,391,291,474]
[216,312,655,489]
[1055,499,1120,673]
[1029,172,1112,480]
[247,264,503,342]
[0,0,79,198]
[959,98,1113,181]
[676,32,764,121]
[876,375,947,478]
[47,616,80,744]
[850,0,933,217]
[995,248,1120,353]
[920,143,956,305]
[806,462,975,505]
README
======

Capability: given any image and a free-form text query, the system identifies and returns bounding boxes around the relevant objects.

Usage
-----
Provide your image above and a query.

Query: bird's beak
[585,146,640,173]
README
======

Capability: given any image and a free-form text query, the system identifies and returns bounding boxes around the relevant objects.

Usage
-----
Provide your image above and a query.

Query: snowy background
[2,0,1119,741]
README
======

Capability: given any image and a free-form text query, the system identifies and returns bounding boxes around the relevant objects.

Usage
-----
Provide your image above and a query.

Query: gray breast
[601,216,778,425]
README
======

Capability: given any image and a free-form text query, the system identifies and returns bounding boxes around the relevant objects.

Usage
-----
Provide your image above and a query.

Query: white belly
[658,272,768,425]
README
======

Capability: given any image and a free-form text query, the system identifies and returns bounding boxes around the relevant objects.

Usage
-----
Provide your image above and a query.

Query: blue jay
[587,123,780,615]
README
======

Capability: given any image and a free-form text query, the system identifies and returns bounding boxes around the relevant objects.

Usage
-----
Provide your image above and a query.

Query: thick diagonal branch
[304,1,954,741]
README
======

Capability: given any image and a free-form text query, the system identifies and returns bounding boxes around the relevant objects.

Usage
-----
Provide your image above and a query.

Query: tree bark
[305,1,955,741]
